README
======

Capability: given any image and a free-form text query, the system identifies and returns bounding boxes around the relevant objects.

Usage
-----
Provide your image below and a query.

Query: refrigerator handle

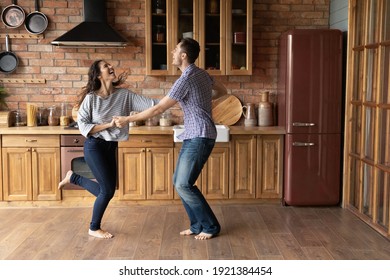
[292,142,315,147]
[292,122,315,127]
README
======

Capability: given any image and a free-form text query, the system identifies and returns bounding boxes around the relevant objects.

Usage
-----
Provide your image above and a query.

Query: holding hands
[113,116,129,128]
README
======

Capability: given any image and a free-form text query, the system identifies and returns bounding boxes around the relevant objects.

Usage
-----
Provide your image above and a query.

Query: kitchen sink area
[173,125,230,142]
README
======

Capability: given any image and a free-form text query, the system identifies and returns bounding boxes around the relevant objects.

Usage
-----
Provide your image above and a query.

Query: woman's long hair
[76,60,126,108]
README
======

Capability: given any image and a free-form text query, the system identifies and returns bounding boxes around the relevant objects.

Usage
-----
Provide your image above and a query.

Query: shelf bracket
[0,34,44,39]
[0,78,46,84]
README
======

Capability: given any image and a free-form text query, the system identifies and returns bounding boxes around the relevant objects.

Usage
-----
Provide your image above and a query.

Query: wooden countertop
[0,125,286,135]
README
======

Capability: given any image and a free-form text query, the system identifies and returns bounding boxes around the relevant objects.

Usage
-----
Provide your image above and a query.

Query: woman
[58,60,159,239]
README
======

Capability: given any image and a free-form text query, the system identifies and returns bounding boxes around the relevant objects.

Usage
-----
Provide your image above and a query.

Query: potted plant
[0,85,10,110]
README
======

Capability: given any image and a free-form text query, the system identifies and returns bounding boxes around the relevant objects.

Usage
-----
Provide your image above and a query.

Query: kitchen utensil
[242,103,257,127]
[0,35,19,74]
[1,0,25,28]
[212,94,242,125]
[24,0,48,34]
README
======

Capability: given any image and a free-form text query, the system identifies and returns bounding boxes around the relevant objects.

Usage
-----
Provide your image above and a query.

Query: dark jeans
[70,136,117,231]
[173,137,221,235]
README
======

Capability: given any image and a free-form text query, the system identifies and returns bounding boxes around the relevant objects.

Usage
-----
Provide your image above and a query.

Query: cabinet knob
[25,139,38,142]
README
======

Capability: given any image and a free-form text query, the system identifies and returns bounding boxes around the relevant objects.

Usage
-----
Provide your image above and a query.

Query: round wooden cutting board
[212,94,243,125]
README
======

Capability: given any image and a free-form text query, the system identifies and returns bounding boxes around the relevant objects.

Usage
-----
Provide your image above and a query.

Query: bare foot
[58,170,73,189]
[195,232,214,240]
[88,229,114,239]
[180,229,195,236]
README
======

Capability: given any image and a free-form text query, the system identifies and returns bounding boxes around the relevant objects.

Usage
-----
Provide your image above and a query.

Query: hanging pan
[24,0,48,34]
[0,35,19,74]
[1,0,25,28]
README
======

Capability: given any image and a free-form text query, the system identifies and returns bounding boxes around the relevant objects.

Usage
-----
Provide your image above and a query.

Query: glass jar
[209,0,218,14]
[145,116,158,126]
[14,109,25,127]
[37,107,48,126]
[155,0,165,14]
[159,110,172,127]
[129,111,139,127]
[48,106,59,126]
[155,25,165,43]
[60,102,70,126]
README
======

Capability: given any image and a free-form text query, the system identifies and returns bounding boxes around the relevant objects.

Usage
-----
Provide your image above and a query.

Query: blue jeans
[70,137,117,231]
[173,137,221,235]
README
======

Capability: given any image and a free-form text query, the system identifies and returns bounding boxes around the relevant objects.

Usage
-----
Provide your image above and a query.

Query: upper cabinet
[146,0,253,76]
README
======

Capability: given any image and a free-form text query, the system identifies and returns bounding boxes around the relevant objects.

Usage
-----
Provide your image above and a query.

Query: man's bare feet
[88,229,114,239]
[195,232,214,240]
[180,229,195,236]
[58,170,73,189]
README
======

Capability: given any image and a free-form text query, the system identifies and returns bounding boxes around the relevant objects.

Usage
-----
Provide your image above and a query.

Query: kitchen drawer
[2,135,60,147]
[119,135,173,148]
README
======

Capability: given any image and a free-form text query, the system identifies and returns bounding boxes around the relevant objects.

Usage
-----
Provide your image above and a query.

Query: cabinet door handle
[292,142,315,147]
[141,140,152,143]
[25,139,38,142]
[293,122,315,127]
[66,149,83,153]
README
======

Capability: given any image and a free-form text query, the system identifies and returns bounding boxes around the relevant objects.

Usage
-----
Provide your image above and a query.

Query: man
[114,38,227,240]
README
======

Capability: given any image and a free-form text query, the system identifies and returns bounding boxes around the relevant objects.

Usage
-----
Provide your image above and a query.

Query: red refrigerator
[277,29,343,206]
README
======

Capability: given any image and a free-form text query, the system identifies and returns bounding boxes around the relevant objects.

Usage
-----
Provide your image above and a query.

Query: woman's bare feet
[88,229,114,239]
[195,232,214,240]
[180,229,194,236]
[58,170,73,189]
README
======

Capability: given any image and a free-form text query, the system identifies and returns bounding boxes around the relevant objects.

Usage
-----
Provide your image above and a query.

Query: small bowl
[232,9,244,14]
[182,31,193,39]
[180,8,191,14]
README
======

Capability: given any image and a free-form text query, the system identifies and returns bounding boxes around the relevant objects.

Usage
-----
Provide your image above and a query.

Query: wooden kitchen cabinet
[256,135,283,199]
[118,135,174,200]
[145,0,252,75]
[173,144,201,199]
[1,135,60,201]
[201,144,229,199]
[173,142,229,199]
[0,136,2,201]
[229,135,256,198]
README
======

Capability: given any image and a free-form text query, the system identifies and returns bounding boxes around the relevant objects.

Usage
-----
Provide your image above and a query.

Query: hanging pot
[1,0,25,28]
[0,35,19,74]
[24,0,48,34]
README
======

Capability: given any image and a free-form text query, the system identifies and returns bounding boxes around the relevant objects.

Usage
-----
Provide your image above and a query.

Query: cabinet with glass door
[225,0,252,75]
[146,0,252,76]
[146,0,171,75]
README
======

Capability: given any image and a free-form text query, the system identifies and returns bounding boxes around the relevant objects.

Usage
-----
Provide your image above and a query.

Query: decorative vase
[258,91,273,126]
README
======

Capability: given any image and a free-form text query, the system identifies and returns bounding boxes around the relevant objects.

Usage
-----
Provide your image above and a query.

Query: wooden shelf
[0,34,44,39]
[0,78,46,84]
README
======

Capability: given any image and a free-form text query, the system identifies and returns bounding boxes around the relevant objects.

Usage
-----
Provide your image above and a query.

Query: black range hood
[51,0,128,48]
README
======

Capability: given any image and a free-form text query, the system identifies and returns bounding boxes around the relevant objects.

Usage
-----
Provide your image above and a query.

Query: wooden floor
[1,202,390,260]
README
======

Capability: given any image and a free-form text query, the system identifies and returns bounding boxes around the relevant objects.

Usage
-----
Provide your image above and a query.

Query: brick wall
[0,0,330,124]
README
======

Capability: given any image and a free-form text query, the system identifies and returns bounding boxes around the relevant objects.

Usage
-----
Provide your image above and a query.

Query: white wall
[330,0,348,31]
